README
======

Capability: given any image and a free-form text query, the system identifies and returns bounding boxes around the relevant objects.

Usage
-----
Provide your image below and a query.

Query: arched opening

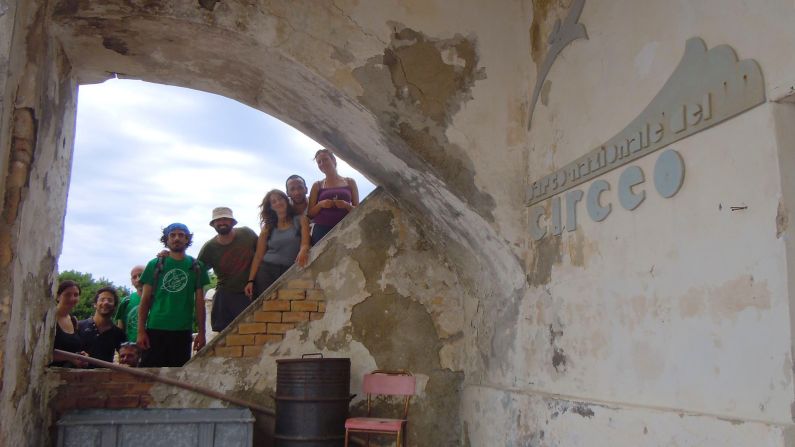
[2,3,519,445]
[56,78,376,365]
[61,78,375,291]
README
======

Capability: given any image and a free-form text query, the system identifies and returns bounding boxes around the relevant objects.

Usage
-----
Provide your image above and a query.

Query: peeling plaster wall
[5,0,795,445]
[0,0,18,203]
[144,190,467,446]
[470,0,795,444]
[0,1,78,446]
[463,386,795,447]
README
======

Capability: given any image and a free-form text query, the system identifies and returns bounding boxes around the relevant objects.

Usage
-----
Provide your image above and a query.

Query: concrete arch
[1,2,526,445]
[51,0,523,290]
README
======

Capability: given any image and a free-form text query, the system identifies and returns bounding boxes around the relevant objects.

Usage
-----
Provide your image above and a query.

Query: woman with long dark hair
[244,190,311,299]
[51,280,89,368]
[307,149,359,244]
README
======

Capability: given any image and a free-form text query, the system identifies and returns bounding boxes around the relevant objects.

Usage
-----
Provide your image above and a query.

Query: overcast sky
[59,79,375,289]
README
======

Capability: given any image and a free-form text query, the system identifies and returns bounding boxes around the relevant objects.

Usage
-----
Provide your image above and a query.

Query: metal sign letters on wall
[527,38,765,241]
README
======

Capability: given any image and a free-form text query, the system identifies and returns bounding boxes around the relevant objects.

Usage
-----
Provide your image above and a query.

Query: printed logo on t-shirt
[162,269,188,293]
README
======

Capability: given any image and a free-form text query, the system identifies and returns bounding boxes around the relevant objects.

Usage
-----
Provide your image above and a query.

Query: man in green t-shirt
[198,207,258,332]
[137,223,210,367]
[115,265,144,342]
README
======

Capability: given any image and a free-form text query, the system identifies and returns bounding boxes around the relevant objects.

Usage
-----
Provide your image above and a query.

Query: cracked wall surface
[1,1,78,446]
[5,0,795,445]
[127,190,466,446]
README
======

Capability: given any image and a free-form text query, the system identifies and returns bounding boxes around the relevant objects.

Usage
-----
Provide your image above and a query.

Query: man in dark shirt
[78,287,126,363]
[198,207,258,332]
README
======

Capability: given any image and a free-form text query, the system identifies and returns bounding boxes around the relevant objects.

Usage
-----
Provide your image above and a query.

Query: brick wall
[49,369,155,416]
[209,273,326,358]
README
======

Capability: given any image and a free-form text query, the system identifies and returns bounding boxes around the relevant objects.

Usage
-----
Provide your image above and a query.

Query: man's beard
[215,225,232,235]
[169,242,186,253]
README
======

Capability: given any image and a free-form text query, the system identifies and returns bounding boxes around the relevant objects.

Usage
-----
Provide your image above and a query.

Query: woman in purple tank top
[307,149,359,245]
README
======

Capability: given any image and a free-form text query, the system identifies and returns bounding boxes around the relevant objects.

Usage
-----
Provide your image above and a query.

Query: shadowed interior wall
[4,1,795,446]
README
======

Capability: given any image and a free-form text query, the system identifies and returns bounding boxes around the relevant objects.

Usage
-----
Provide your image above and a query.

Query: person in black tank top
[51,280,89,368]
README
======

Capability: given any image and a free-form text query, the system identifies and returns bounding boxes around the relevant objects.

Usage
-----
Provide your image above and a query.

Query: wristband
[246,279,254,284]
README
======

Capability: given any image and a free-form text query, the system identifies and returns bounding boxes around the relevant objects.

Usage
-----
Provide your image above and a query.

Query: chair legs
[344,429,349,447]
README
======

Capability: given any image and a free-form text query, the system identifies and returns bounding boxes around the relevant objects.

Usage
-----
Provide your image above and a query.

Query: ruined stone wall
[6,0,795,445]
[47,369,156,424]
[1,1,79,446]
[147,190,467,447]
[207,272,326,359]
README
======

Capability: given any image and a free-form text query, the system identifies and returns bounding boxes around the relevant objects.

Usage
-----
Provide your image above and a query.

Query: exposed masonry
[47,369,157,441]
[49,369,156,414]
[207,273,326,358]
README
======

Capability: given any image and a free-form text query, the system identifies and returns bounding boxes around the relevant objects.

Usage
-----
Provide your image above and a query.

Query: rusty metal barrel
[274,354,351,447]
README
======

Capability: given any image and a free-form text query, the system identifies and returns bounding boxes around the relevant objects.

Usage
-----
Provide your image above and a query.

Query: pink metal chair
[344,370,416,447]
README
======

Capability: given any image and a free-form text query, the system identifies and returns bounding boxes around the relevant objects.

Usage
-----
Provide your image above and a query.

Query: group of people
[52,149,359,369]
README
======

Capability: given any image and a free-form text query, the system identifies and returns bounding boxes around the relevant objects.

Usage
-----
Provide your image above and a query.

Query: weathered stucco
[140,190,467,446]
[1,1,79,445]
[5,0,795,445]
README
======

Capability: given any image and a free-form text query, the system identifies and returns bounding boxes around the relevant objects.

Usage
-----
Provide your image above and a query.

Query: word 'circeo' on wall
[529,148,685,241]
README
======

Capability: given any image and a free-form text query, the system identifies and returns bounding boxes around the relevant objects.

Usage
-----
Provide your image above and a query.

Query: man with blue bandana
[137,223,210,367]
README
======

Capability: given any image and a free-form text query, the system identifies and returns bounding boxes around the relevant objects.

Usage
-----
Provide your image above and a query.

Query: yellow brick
[317,302,326,312]
[310,312,324,321]
[287,279,315,289]
[243,345,263,357]
[225,334,256,346]
[214,346,242,357]
[262,300,291,311]
[253,311,282,322]
[278,289,305,300]
[238,323,267,334]
[268,323,296,334]
[255,334,283,345]
[305,289,325,301]
[291,301,318,312]
[282,312,310,323]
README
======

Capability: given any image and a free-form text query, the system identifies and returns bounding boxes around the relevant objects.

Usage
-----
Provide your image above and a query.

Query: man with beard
[114,265,144,343]
[137,223,210,367]
[78,287,126,364]
[198,207,258,332]
[286,175,308,215]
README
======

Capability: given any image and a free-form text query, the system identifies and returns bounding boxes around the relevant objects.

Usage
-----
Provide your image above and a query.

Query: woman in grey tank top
[245,190,310,299]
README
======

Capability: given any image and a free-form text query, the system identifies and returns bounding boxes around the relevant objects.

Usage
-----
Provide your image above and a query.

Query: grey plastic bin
[56,408,254,447]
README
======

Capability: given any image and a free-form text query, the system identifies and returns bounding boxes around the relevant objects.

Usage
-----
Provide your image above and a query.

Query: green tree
[207,271,218,291]
[57,270,131,321]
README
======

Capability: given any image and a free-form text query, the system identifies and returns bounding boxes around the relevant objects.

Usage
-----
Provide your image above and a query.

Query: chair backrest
[362,370,416,419]
[363,371,416,397]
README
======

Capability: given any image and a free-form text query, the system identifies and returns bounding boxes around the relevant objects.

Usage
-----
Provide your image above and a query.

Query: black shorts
[140,329,192,367]
[211,289,251,332]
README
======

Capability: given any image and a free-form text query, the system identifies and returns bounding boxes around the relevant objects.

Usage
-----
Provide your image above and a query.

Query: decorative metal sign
[527,0,588,130]
[526,37,765,208]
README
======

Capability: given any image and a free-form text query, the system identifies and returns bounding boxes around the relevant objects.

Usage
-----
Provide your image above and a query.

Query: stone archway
[1,1,526,445]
